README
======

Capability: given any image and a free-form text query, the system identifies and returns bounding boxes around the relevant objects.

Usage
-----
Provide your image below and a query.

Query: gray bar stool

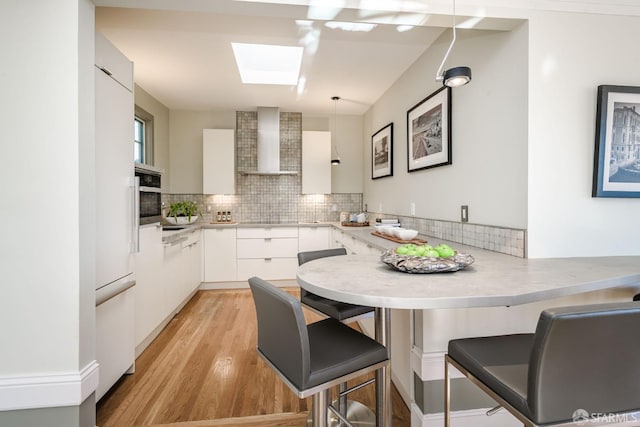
[298,248,374,322]
[248,277,389,427]
[298,248,376,425]
[444,301,640,426]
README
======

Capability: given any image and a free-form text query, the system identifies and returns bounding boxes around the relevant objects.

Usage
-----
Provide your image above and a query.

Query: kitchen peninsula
[154,221,640,426]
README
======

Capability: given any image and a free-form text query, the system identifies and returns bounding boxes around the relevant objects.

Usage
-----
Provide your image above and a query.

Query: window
[134,106,154,164]
[134,117,145,163]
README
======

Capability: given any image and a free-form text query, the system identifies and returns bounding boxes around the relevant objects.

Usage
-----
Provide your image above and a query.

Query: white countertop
[296,250,640,310]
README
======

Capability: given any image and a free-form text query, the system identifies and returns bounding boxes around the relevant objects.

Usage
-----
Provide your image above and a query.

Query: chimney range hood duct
[240,107,298,175]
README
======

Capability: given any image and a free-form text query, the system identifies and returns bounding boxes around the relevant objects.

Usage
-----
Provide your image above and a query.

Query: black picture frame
[593,85,640,198]
[372,122,393,179]
[407,86,452,172]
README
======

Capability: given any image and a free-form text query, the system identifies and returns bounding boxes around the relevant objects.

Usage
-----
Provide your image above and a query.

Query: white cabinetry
[236,227,299,281]
[203,129,235,194]
[163,238,184,317]
[135,226,202,354]
[298,226,331,252]
[181,229,202,303]
[302,131,331,194]
[332,228,380,255]
[95,31,135,401]
[134,225,165,349]
[204,228,237,282]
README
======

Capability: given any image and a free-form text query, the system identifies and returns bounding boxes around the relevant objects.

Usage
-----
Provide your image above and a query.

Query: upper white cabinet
[203,129,235,194]
[302,131,331,194]
[95,32,134,92]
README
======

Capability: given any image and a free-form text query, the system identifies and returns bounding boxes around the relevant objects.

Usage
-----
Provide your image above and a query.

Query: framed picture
[372,122,393,179]
[407,86,451,172]
[593,85,640,198]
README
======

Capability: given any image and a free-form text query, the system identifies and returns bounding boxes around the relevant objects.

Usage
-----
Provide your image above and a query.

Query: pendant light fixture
[435,0,472,87]
[331,96,341,165]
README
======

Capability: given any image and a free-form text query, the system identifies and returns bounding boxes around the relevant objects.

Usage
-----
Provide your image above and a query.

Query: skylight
[231,43,303,85]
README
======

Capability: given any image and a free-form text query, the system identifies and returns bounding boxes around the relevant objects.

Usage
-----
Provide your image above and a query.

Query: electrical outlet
[331,204,337,211]
[379,203,383,212]
[410,202,416,216]
[461,205,469,223]
[206,205,212,213]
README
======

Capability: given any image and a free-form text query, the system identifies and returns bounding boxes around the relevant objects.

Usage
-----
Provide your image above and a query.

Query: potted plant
[165,201,202,225]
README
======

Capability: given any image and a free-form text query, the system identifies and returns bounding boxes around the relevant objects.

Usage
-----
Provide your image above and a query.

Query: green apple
[436,244,455,258]
[424,249,441,258]
[415,246,427,256]
[396,246,409,255]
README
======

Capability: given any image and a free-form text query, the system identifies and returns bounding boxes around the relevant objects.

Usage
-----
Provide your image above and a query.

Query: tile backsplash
[371,213,527,258]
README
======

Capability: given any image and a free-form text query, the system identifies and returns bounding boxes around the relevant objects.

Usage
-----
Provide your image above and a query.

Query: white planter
[165,215,198,225]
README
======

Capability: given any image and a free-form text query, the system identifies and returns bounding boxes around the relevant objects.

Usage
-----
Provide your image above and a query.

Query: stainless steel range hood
[239,107,298,175]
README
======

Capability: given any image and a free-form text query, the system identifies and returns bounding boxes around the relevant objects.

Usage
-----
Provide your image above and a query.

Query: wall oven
[135,164,163,225]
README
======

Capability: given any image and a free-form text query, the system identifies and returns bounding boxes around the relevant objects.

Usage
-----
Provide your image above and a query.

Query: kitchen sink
[162,226,185,231]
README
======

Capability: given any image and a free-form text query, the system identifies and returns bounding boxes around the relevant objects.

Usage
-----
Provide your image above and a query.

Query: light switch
[461,205,469,223]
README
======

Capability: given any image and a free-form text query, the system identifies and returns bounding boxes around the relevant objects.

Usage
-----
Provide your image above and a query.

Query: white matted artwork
[372,122,393,179]
[593,85,640,198]
[407,86,451,172]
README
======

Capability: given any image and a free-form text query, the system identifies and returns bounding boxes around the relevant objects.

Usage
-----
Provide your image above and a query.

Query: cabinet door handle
[264,258,272,262]
[264,238,272,242]
[98,65,113,76]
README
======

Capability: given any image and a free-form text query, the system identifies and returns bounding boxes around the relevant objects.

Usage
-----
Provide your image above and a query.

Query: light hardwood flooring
[97,288,411,427]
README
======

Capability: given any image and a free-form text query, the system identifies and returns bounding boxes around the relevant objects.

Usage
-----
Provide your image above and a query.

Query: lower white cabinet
[182,229,202,301]
[163,238,184,317]
[236,227,299,281]
[204,228,237,282]
[298,226,330,252]
[134,225,166,347]
[332,228,380,255]
[135,225,203,351]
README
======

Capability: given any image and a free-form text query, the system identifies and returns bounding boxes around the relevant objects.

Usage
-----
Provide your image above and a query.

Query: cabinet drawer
[298,226,330,252]
[237,258,298,281]
[237,227,298,239]
[182,229,201,248]
[237,237,298,259]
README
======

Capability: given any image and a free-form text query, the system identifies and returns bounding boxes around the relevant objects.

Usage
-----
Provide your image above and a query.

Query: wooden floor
[97,288,411,427]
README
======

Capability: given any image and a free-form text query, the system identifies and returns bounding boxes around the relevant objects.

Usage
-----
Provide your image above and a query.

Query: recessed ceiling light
[231,42,303,85]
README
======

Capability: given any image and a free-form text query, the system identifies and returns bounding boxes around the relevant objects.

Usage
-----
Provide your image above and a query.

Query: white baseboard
[0,361,99,411]
[199,279,297,290]
[410,403,522,427]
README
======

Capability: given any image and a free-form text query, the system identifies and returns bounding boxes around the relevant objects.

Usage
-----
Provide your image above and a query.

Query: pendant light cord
[332,96,340,160]
[435,0,457,81]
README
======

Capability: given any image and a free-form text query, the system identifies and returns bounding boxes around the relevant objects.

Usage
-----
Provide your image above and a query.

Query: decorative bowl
[396,228,418,240]
[165,215,198,225]
[380,249,474,273]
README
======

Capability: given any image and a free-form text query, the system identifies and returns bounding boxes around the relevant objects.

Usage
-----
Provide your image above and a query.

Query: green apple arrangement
[395,243,455,258]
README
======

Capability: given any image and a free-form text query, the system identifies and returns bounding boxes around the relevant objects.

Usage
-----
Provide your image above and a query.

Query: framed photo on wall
[593,85,640,198]
[407,86,451,172]
[372,122,393,179]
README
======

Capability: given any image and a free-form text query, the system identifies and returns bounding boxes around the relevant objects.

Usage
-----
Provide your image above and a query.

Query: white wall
[331,114,364,193]
[0,0,94,378]
[0,3,98,418]
[364,26,529,229]
[169,110,236,193]
[135,84,171,191]
[526,11,640,257]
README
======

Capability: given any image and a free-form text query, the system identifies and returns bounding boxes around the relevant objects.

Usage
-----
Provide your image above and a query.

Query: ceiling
[94,1,522,115]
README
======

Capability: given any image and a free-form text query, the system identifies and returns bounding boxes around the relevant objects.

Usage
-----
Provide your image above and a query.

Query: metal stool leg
[338,383,347,426]
[312,389,330,427]
[444,356,451,427]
